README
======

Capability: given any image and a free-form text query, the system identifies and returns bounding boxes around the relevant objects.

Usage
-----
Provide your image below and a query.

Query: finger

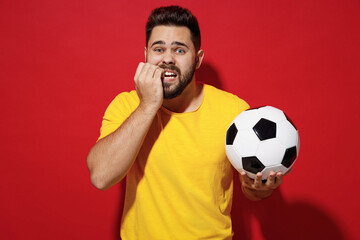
[134,62,145,83]
[138,63,152,82]
[145,64,157,81]
[275,172,283,187]
[254,172,262,188]
[238,170,247,183]
[239,171,251,186]
[153,67,164,81]
[266,171,276,187]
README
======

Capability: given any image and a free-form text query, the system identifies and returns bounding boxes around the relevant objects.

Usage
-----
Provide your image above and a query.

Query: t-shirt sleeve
[97,92,139,141]
[238,98,250,113]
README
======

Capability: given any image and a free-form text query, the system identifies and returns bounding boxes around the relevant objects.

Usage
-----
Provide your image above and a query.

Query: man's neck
[162,80,204,113]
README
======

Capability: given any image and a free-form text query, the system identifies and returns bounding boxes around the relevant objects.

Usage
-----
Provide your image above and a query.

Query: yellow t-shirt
[98,84,249,240]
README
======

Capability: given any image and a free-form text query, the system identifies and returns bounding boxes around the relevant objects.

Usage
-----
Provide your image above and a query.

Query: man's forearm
[87,104,157,190]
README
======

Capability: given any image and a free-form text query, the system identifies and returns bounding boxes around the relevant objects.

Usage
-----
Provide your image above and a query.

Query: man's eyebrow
[172,41,189,48]
[150,40,166,47]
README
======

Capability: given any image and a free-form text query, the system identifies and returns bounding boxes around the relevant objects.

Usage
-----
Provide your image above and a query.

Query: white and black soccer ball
[225,106,300,180]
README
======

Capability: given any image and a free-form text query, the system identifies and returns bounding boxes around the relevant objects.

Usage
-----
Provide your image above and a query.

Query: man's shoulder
[115,90,139,101]
[104,90,139,115]
[111,90,139,106]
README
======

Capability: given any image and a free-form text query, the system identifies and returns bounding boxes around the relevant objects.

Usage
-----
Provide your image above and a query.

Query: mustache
[159,64,181,75]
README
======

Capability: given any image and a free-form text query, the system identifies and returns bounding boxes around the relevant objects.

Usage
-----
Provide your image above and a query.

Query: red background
[1,0,359,239]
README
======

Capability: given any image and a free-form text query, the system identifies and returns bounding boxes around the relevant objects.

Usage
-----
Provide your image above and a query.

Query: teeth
[164,72,176,77]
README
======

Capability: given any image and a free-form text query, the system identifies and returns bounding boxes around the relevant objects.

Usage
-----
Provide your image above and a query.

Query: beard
[160,62,197,99]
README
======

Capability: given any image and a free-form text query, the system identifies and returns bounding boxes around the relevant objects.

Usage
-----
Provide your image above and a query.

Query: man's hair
[145,6,201,51]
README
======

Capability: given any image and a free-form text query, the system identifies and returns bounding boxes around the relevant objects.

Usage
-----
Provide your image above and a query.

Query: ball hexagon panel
[225,146,243,171]
[276,120,299,148]
[232,109,261,131]
[232,128,260,157]
[255,138,286,167]
[256,106,287,123]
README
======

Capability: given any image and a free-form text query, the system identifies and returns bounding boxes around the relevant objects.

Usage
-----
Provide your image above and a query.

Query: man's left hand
[239,169,291,201]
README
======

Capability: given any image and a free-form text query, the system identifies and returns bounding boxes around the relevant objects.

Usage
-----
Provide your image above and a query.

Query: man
[87,5,284,239]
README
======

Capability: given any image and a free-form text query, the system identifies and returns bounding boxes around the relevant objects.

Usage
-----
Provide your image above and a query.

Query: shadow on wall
[198,61,345,239]
[196,61,223,90]
[231,173,345,240]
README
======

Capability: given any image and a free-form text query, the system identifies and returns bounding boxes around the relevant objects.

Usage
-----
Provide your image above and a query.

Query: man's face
[145,26,202,99]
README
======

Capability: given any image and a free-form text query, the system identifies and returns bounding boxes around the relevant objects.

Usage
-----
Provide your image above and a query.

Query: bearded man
[87,5,284,240]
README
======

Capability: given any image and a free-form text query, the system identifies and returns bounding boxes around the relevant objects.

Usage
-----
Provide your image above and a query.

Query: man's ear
[195,50,204,69]
[144,47,147,62]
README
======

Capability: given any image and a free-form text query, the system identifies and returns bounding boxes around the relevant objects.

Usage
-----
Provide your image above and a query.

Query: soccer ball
[225,106,299,180]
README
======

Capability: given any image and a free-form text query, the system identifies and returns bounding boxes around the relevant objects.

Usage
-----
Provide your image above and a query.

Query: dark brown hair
[145,6,201,51]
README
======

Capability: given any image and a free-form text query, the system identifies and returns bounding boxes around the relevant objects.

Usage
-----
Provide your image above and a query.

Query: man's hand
[134,62,164,114]
[239,170,290,201]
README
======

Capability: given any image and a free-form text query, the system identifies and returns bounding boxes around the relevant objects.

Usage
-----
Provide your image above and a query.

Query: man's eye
[154,48,163,53]
[175,48,185,54]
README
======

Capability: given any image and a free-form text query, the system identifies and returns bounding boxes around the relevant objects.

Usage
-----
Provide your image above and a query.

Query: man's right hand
[88,63,165,190]
[134,62,164,114]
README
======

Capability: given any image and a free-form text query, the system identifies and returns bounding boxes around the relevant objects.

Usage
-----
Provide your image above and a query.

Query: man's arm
[87,63,164,190]
[239,171,284,201]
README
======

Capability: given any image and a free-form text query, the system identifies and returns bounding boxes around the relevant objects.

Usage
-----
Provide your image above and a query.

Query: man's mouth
[162,69,178,81]
[164,71,177,78]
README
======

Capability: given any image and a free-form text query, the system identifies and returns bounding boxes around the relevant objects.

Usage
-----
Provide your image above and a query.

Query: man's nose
[162,50,175,65]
